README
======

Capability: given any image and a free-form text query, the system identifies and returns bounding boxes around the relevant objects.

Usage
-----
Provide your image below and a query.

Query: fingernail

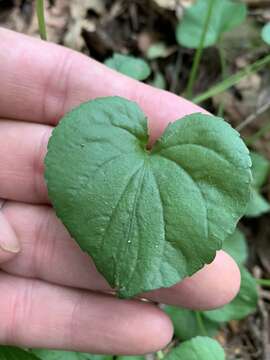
[0,242,20,254]
[0,214,20,255]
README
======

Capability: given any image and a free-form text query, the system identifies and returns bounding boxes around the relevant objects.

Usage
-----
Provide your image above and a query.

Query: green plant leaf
[0,347,41,360]
[262,22,270,45]
[104,53,151,81]
[245,188,270,217]
[165,306,219,341]
[250,151,270,189]
[222,228,248,265]
[45,96,251,298]
[163,337,225,360]
[149,72,166,89]
[176,0,247,49]
[31,349,112,360]
[146,42,168,59]
[245,151,270,217]
[203,266,258,323]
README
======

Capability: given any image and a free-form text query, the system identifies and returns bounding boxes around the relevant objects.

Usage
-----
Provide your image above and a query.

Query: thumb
[0,200,20,263]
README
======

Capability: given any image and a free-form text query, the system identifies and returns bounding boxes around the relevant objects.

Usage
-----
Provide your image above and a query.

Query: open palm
[0,28,240,355]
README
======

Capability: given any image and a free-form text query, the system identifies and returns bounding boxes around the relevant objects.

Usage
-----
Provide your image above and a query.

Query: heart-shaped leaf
[163,337,225,360]
[176,0,247,49]
[45,96,251,298]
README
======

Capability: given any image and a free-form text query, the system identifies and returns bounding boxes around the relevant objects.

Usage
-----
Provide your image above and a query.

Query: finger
[0,28,206,142]
[0,201,20,263]
[0,272,172,354]
[2,202,240,310]
[0,120,51,203]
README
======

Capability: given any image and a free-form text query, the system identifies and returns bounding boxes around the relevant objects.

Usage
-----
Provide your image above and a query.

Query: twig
[237,100,270,131]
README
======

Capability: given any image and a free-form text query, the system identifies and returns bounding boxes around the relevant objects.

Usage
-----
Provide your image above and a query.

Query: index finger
[0,28,206,142]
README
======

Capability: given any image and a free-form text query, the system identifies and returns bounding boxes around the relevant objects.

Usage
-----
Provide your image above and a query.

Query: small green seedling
[45,96,251,298]
[176,0,247,49]
[261,22,270,45]
[163,336,225,360]
[104,53,151,81]
[245,151,270,217]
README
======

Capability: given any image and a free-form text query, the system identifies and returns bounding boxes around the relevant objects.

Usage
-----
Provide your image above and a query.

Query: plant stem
[256,278,270,287]
[157,350,165,360]
[193,53,270,104]
[36,0,47,40]
[185,0,215,99]
[195,311,208,336]
[217,43,227,117]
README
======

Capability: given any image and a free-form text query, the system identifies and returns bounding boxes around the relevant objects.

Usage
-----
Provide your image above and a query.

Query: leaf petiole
[195,311,208,336]
[256,278,270,287]
[36,0,47,40]
[185,0,215,99]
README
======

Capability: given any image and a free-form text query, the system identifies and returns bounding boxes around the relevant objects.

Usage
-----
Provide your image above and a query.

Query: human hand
[0,28,240,355]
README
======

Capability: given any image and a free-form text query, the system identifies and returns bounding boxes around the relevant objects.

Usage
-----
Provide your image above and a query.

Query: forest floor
[1,1,270,359]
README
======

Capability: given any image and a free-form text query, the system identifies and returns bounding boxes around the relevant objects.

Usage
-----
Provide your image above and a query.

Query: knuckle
[42,49,75,125]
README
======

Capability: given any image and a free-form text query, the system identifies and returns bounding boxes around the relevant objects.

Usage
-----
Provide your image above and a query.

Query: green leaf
[245,152,270,217]
[163,337,225,360]
[0,347,41,360]
[203,266,258,323]
[31,349,112,360]
[165,306,219,341]
[176,0,247,49]
[149,72,166,89]
[245,188,270,217]
[262,22,270,45]
[146,42,168,59]
[104,53,151,81]
[45,96,251,298]
[222,228,248,265]
[250,151,270,189]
